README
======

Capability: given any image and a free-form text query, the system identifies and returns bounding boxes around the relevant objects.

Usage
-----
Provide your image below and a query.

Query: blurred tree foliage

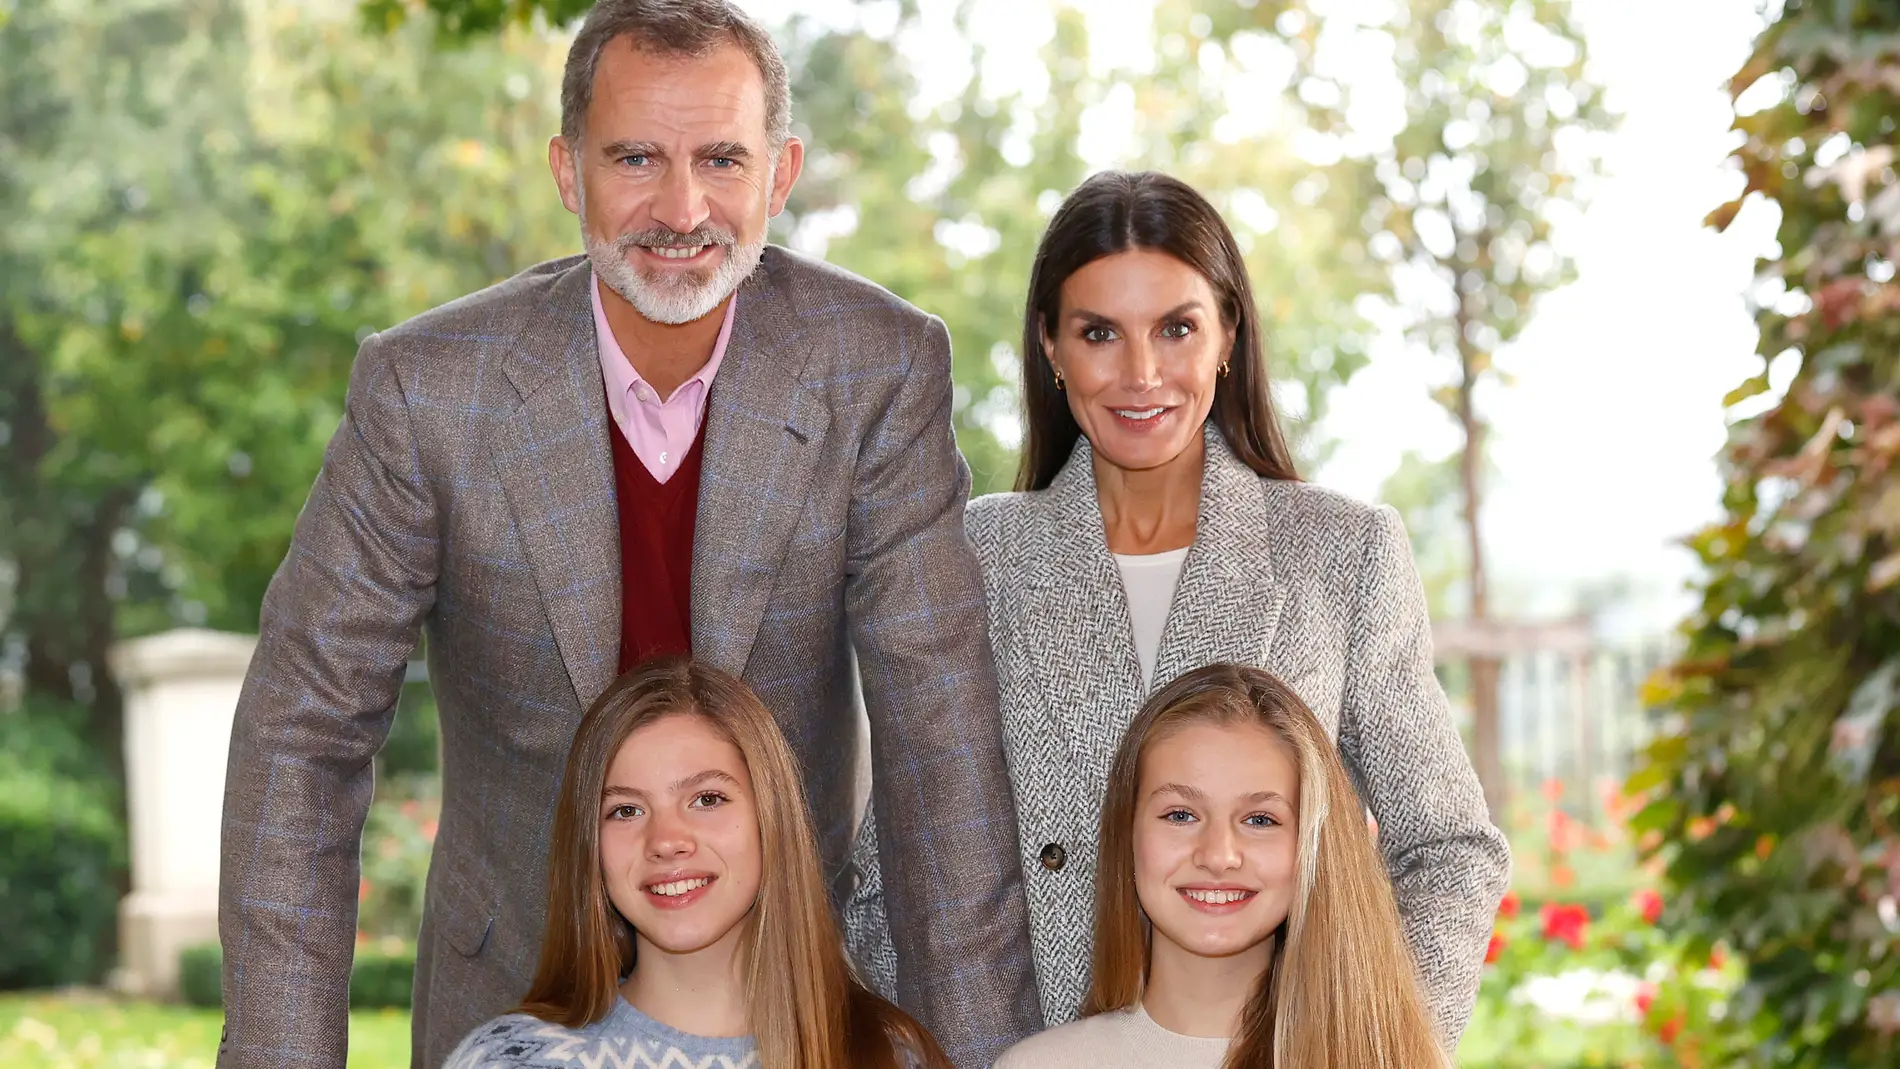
[0,0,572,761]
[1368,0,1607,818]
[1633,1,1900,1064]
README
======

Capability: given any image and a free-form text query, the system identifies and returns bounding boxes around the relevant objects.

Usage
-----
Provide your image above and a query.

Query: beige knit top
[992,1005,1230,1069]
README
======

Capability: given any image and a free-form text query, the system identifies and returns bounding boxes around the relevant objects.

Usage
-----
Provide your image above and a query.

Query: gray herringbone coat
[844,426,1510,1042]
[217,249,1040,1069]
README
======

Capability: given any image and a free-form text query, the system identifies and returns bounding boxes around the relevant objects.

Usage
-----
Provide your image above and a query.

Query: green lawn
[0,992,412,1069]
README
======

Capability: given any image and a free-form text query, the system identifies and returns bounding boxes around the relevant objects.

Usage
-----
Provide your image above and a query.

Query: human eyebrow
[1066,307,1119,327]
[698,141,752,161]
[1245,790,1291,806]
[601,784,644,802]
[1149,781,1207,802]
[600,140,665,162]
[668,768,743,793]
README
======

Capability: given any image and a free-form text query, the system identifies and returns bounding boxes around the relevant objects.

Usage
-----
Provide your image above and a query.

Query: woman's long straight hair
[518,656,948,1069]
[1018,170,1300,492]
[1085,663,1452,1069]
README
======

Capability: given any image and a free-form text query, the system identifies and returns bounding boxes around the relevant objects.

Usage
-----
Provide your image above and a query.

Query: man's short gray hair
[560,0,791,151]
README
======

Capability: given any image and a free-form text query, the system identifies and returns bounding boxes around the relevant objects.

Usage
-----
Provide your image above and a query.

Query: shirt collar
[590,268,737,405]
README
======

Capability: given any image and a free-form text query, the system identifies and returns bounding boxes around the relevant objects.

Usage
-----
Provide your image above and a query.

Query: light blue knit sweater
[443,998,758,1069]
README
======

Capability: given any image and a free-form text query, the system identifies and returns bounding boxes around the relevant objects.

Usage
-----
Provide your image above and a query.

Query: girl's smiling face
[597,713,763,960]
[1133,720,1301,962]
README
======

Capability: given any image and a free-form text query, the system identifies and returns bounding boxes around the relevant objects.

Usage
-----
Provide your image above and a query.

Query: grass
[0,992,412,1069]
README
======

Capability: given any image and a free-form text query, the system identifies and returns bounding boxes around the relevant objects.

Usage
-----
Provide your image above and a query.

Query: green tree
[1365,0,1609,817]
[0,0,573,766]
[1633,1,1900,1064]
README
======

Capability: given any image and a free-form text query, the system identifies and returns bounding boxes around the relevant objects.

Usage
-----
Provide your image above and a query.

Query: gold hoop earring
[1053,368,1066,391]
[1218,360,1231,379]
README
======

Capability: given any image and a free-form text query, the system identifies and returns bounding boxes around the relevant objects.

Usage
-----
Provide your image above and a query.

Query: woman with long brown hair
[444,656,946,1069]
[846,170,1507,1041]
[996,663,1452,1068]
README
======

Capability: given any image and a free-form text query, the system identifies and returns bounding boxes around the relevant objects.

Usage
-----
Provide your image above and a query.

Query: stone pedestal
[108,629,257,999]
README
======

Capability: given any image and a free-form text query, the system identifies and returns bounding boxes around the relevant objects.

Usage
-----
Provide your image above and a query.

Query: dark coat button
[1039,843,1066,871]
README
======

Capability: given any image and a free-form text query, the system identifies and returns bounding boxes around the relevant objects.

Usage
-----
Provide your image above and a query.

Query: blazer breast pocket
[428,860,496,959]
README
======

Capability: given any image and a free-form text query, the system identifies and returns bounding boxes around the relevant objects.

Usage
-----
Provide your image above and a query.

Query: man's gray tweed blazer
[845,425,1511,1042]
[216,249,1039,1069]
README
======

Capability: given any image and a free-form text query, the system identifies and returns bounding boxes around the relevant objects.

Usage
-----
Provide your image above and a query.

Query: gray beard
[573,171,766,325]
[586,228,763,325]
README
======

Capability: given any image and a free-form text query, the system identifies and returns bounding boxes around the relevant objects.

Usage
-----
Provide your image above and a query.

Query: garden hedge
[0,703,124,989]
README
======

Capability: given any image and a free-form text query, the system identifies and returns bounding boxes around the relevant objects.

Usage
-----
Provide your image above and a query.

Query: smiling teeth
[649,877,711,897]
[1115,407,1165,420]
[1184,889,1250,904]
[649,246,705,259]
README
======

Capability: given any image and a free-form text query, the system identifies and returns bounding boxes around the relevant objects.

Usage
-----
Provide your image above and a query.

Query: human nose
[1121,336,1163,393]
[1194,820,1242,875]
[645,808,697,861]
[650,164,711,237]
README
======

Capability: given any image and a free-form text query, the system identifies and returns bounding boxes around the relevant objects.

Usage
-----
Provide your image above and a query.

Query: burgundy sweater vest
[609,415,707,674]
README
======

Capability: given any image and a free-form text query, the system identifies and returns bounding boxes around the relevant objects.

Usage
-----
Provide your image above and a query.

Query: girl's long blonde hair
[519,656,947,1069]
[1085,662,1452,1069]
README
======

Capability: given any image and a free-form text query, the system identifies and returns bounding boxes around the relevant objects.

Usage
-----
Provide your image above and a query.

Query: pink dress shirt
[591,270,737,484]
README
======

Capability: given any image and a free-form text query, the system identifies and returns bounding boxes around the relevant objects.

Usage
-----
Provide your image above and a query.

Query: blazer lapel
[492,260,623,708]
[1018,438,1148,778]
[1150,425,1284,691]
[690,250,829,676]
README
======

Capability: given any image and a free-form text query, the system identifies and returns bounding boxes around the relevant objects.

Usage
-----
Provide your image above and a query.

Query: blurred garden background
[3,0,1897,1065]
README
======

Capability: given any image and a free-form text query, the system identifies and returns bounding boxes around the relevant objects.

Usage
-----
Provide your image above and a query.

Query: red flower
[1634,888,1664,925]
[1485,931,1507,964]
[1540,778,1564,803]
[1658,1012,1686,1044]
[1634,981,1658,1016]
[1498,891,1520,919]
[1709,945,1729,970]
[1539,902,1589,951]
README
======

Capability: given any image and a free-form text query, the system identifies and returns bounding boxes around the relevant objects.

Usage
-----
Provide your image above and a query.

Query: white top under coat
[1113,545,1191,692]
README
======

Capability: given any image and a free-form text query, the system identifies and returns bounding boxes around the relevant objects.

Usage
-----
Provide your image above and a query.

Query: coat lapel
[1018,438,1148,778]
[492,260,623,708]
[690,250,829,676]
[1150,425,1284,690]
[1017,426,1285,777]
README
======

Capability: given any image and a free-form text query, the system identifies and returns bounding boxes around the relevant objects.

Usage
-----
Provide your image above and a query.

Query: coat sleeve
[843,313,1043,1068]
[217,332,437,1069]
[1335,505,1511,1046]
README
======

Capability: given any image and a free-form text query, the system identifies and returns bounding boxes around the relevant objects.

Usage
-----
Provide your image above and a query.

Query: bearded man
[214,2,1041,1066]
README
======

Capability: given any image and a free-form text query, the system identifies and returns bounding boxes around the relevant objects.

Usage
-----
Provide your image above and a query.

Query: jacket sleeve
[843,313,1043,1068]
[1336,505,1512,1046]
[217,332,437,1069]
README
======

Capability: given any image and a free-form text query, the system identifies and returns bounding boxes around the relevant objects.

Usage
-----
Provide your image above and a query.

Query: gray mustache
[615,226,737,251]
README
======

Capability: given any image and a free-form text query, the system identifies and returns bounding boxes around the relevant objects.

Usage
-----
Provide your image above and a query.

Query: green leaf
[1723,374,1771,408]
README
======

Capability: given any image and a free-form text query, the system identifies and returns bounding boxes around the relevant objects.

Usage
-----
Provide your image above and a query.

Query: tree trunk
[1455,302,1506,824]
[3,316,134,935]
[1,314,130,781]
